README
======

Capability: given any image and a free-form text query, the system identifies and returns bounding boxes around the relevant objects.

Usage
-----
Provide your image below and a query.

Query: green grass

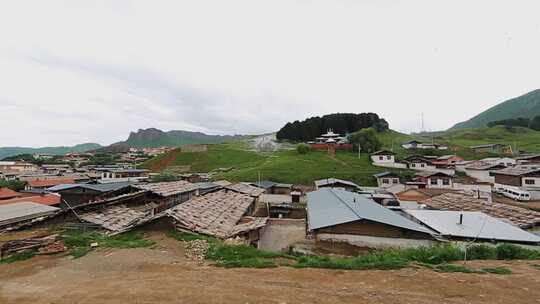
[482,267,512,275]
[0,252,36,264]
[168,232,539,275]
[61,231,156,258]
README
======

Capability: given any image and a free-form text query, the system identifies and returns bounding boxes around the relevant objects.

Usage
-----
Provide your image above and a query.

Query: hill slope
[141,131,415,186]
[103,128,246,149]
[451,89,540,129]
[0,143,102,160]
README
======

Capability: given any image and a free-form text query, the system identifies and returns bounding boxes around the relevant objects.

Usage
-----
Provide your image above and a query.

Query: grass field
[141,126,540,185]
[141,138,415,186]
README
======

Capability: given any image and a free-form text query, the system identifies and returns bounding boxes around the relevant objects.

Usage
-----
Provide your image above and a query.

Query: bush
[482,267,512,275]
[296,143,310,154]
[400,245,463,265]
[465,245,497,260]
[496,244,540,260]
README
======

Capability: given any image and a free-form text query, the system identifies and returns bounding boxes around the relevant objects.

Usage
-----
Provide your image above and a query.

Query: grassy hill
[141,135,414,186]
[451,89,540,130]
[0,143,102,160]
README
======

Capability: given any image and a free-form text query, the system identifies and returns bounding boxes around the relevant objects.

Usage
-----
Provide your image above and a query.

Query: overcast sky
[1,1,539,147]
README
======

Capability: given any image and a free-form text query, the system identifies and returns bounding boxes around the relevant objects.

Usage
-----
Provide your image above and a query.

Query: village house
[0,202,60,230]
[0,161,37,172]
[166,190,267,245]
[41,164,72,175]
[0,193,61,207]
[421,192,540,229]
[491,166,540,200]
[413,171,455,189]
[249,180,294,195]
[404,155,454,174]
[516,154,540,165]
[132,181,200,213]
[405,210,540,245]
[306,188,435,250]
[401,140,448,150]
[25,177,76,190]
[470,143,511,154]
[373,172,400,188]
[314,178,360,192]
[481,157,516,167]
[0,188,23,201]
[48,182,134,208]
[370,150,407,169]
[430,155,464,166]
[99,168,150,183]
[463,160,506,183]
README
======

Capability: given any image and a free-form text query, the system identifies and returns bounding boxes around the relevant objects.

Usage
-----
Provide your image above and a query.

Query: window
[386,155,392,160]
[420,163,425,168]
[430,179,438,185]
[379,156,384,160]
[442,178,450,185]
[525,179,536,185]
[393,178,399,184]
[382,178,389,184]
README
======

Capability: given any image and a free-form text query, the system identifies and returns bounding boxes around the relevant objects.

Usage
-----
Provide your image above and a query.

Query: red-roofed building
[25,178,75,190]
[0,194,61,206]
[0,187,22,200]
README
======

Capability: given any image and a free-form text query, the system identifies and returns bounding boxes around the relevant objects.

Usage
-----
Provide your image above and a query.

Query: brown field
[1,231,539,304]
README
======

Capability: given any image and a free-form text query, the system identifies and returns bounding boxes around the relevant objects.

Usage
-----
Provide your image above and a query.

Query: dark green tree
[349,128,381,153]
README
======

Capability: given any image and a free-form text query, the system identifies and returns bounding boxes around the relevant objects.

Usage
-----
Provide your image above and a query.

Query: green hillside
[0,143,102,160]
[451,89,540,129]
[141,134,414,186]
[124,128,246,148]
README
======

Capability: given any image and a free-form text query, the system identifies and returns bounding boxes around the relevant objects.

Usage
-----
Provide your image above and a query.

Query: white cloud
[0,0,539,147]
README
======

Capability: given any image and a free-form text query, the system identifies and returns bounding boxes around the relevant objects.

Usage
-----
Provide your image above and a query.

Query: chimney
[458,213,463,225]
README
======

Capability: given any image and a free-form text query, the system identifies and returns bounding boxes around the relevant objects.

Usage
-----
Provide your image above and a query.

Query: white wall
[377,177,400,188]
[372,162,408,169]
[465,169,494,183]
[371,154,395,164]
[426,177,453,189]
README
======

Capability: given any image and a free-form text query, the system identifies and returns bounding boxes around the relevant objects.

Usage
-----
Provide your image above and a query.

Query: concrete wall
[258,219,306,252]
[317,233,436,249]
[371,155,396,164]
[465,169,494,183]
[372,162,408,169]
[426,177,453,189]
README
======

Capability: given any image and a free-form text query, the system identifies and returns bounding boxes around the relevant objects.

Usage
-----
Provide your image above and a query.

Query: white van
[503,188,531,201]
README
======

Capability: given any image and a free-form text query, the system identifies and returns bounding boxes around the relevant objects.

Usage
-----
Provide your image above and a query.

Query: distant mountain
[98,128,247,151]
[0,143,102,160]
[451,89,540,130]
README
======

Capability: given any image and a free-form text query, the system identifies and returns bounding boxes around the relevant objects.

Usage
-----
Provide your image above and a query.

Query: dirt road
[1,232,539,304]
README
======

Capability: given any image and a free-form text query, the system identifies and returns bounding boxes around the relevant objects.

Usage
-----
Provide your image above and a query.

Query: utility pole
[358,144,361,159]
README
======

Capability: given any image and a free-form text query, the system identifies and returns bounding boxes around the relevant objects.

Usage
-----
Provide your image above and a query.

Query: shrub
[296,143,311,154]
[465,245,497,260]
[400,245,463,265]
[496,244,540,260]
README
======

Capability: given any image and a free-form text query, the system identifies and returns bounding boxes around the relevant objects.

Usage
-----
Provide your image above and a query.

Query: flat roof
[0,202,59,225]
[406,210,540,243]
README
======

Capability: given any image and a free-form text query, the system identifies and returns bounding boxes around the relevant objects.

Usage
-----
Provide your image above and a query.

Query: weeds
[0,252,35,264]
[61,230,156,258]
[434,264,482,274]
[482,267,512,275]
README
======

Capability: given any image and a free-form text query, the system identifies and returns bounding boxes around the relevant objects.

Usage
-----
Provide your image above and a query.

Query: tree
[0,179,26,191]
[296,143,311,154]
[349,128,381,153]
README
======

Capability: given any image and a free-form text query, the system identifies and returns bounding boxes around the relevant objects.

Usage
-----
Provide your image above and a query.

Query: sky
[1,0,540,147]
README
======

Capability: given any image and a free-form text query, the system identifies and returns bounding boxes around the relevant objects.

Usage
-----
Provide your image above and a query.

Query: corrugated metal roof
[307,188,433,234]
[0,202,59,225]
[406,210,540,243]
[491,166,540,176]
[314,178,360,189]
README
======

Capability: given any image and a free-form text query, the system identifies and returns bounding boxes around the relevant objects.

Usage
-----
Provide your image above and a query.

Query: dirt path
[1,233,540,304]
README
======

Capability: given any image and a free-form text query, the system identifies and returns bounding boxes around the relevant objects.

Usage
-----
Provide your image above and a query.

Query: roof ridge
[327,188,364,221]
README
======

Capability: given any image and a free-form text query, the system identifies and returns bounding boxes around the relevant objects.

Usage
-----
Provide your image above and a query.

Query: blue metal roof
[307,188,433,234]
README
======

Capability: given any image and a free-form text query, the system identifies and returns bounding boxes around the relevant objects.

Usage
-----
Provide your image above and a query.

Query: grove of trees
[276,113,389,142]
[488,116,540,131]
[348,128,382,153]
